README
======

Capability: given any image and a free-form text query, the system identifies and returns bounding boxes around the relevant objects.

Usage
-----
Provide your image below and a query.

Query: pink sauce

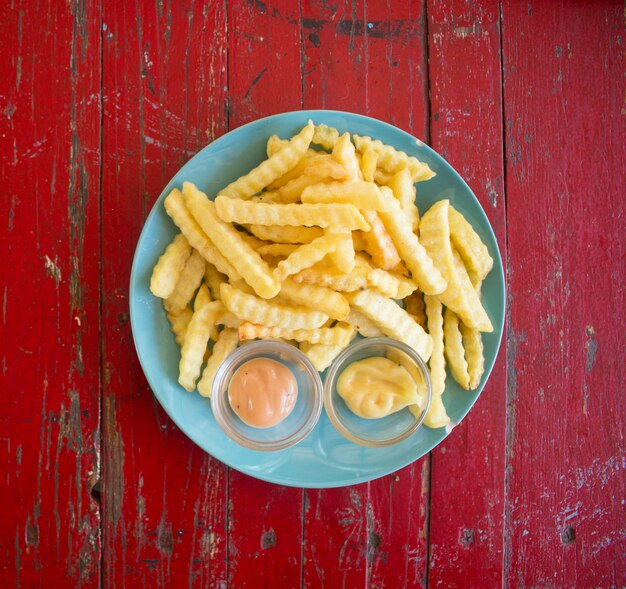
[228,358,297,428]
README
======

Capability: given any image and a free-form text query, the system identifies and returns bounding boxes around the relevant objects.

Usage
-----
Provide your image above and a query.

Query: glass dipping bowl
[324,337,432,448]
[211,341,323,452]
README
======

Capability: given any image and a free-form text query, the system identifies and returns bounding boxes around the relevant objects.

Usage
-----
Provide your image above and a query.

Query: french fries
[419,200,492,332]
[215,197,370,231]
[149,122,496,431]
[150,233,192,299]
[183,182,280,299]
[219,121,314,199]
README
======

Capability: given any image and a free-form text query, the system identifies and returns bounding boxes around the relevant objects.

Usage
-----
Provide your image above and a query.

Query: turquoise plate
[129,110,505,488]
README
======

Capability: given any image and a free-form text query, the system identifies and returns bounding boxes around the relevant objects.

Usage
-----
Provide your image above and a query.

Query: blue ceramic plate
[130,110,505,488]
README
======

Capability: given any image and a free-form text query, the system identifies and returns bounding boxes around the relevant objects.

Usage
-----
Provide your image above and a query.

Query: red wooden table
[1,1,624,587]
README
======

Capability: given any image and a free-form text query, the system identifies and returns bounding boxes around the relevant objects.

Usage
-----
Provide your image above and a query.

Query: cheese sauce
[337,356,418,419]
[228,358,297,428]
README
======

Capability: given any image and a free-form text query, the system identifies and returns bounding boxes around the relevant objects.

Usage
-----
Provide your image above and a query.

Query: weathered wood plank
[101,1,228,586]
[0,0,101,586]
[426,1,508,586]
[501,1,625,587]
[224,1,305,587]
[301,2,431,587]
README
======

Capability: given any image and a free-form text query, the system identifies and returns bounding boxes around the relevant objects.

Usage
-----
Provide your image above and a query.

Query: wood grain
[0,0,102,586]
[426,0,508,586]
[501,1,625,587]
[101,2,228,586]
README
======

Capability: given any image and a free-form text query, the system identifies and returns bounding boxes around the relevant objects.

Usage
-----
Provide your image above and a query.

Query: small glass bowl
[211,341,323,451]
[324,337,432,448]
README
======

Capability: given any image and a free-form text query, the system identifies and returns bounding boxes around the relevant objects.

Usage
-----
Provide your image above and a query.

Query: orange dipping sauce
[228,358,298,428]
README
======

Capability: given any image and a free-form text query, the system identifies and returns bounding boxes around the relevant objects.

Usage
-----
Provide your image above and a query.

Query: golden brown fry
[352,135,436,181]
[183,182,280,299]
[215,197,370,231]
[166,306,193,347]
[292,259,370,292]
[300,180,388,211]
[164,250,206,313]
[256,243,299,258]
[274,233,347,281]
[359,148,379,182]
[266,135,290,157]
[387,168,419,232]
[331,132,362,180]
[312,124,340,150]
[204,264,227,300]
[448,206,494,283]
[197,328,239,397]
[150,233,192,299]
[178,301,222,391]
[419,394,450,429]
[343,310,384,338]
[443,307,470,390]
[164,188,241,280]
[279,277,350,321]
[378,187,446,294]
[424,294,445,398]
[358,210,402,270]
[327,228,355,274]
[460,320,484,390]
[248,224,323,244]
[219,121,314,199]
[345,289,433,361]
[238,322,354,346]
[419,200,492,331]
[367,268,418,299]
[220,283,328,329]
[299,338,354,372]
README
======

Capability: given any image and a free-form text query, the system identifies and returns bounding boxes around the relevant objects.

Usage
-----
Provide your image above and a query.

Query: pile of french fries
[149,121,494,428]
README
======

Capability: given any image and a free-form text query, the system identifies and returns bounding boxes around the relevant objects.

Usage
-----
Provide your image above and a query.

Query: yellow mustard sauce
[337,356,421,419]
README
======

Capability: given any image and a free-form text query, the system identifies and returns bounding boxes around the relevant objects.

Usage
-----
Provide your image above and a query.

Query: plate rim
[129,109,506,488]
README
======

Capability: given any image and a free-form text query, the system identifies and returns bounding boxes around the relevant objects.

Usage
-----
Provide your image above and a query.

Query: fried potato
[274,233,347,281]
[332,132,362,180]
[256,243,299,258]
[357,210,402,270]
[353,135,436,181]
[150,233,192,299]
[266,135,290,157]
[197,328,239,397]
[204,264,227,300]
[419,200,492,331]
[179,301,222,391]
[292,259,370,292]
[299,338,354,372]
[194,283,212,310]
[327,228,355,274]
[267,150,323,189]
[418,394,450,429]
[300,180,388,211]
[378,187,446,294]
[219,121,315,199]
[164,250,206,313]
[424,294,446,398]
[449,205,494,283]
[345,289,433,361]
[164,188,241,280]
[367,268,418,299]
[312,124,340,150]
[443,307,470,390]
[359,148,379,182]
[343,309,384,338]
[387,169,419,232]
[215,197,370,231]
[220,283,328,329]
[238,322,354,346]
[460,320,484,390]
[279,277,350,321]
[166,306,193,347]
[183,182,280,299]
[404,291,426,328]
[248,224,323,244]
